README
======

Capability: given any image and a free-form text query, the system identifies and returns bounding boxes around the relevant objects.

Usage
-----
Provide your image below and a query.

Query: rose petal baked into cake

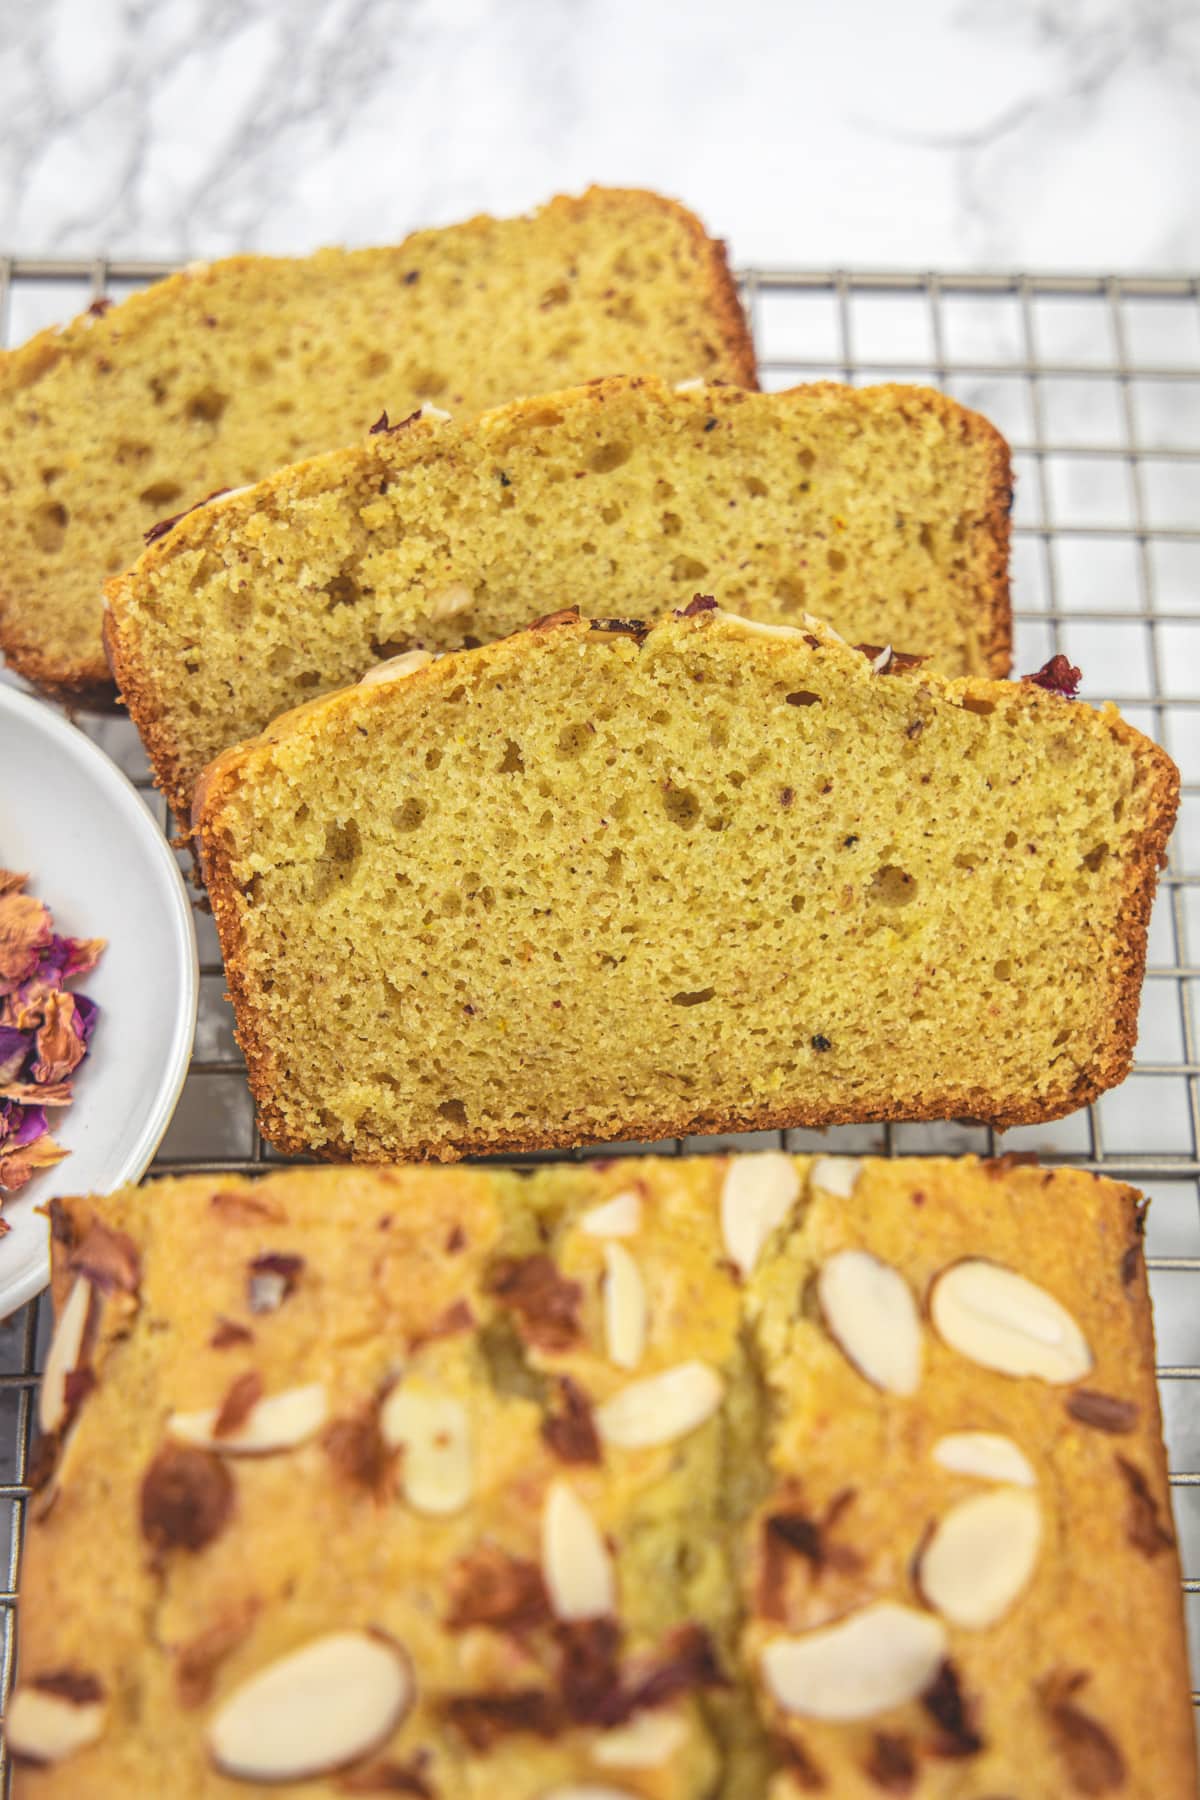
[0,188,754,703]
[105,376,1011,822]
[192,607,1177,1161]
[10,1156,1194,1796]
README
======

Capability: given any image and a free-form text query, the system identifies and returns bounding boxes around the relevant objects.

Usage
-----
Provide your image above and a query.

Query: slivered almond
[762,1602,946,1721]
[808,1156,862,1198]
[359,650,434,688]
[930,1259,1092,1384]
[542,1480,615,1620]
[379,1384,472,1515]
[591,1709,688,1768]
[5,1681,106,1765]
[426,582,472,620]
[595,1361,723,1451]
[817,1249,922,1395]
[167,1382,327,1455]
[720,1152,800,1277]
[932,1431,1036,1487]
[542,1787,639,1800]
[207,1630,413,1782]
[603,1244,647,1370]
[715,612,807,641]
[916,1489,1042,1628]
[39,1276,96,1435]
[580,1191,642,1238]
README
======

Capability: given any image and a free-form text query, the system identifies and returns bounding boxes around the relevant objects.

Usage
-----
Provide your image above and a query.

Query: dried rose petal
[676,594,718,617]
[1025,654,1082,697]
[72,993,99,1045]
[443,1689,562,1749]
[0,1100,46,1149]
[486,1255,582,1351]
[0,878,103,1200]
[38,935,105,983]
[1,1081,73,1106]
[0,890,52,992]
[445,1545,551,1634]
[0,1133,68,1193]
[32,992,87,1086]
[0,1025,30,1084]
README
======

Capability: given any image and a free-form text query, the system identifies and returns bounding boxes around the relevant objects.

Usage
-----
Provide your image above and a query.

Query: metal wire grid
[0,258,1199,1779]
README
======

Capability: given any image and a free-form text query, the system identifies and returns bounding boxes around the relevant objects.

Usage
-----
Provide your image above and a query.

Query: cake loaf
[192,606,1177,1162]
[9,1155,1194,1796]
[0,188,753,703]
[106,376,1011,823]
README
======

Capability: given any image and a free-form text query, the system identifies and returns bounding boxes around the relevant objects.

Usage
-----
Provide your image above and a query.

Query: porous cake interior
[116,380,1007,814]
[0,191,742,691]
[208,616,1167,1157]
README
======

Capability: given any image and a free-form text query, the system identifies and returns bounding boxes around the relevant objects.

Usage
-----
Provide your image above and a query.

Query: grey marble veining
[1,0,1198,270]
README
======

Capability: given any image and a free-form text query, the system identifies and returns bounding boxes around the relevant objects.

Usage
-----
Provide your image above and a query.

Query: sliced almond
[800,612,848,646]
[167,1382,328,1456]
[603,1244,647,1371]
[595,1361,723,1451]
[419,402,452,422]
[359,649,435,688]
[930,1259,1092,1384]
[720,1152,800,1278]
[715,612,807,641]
[762,1602,946,1721]
[4,1683,106,1765]
[39,1275,96,1435]
[591,1709,688,1768]
[379,1384,472,1515]
[916,1489,1041,1628]
[207,1630,413,1782]
[870,644,894,673]
[580,1191,643,1238]
[542,1479,615,1620]
[426,582,472,620]
[542,1787,639,1800]
[932,1431,1036,1488]
[816,1249,922,1395]
[808,1156,862,1199]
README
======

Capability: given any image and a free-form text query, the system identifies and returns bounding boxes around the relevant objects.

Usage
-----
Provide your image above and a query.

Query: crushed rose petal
[1025,654,1082,697]
[0,874,105,1197]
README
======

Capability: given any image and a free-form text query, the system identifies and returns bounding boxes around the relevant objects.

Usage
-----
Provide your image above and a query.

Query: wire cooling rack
[1,259,1198,1780]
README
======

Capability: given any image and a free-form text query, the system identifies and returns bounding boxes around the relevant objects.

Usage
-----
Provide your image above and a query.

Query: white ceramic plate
[0,685,197,1317]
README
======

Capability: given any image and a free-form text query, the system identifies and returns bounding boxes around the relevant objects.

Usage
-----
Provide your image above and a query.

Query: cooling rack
[0,258,1198,1781]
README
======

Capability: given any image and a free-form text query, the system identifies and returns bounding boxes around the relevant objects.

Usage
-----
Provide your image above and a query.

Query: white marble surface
[1,0,1198,270]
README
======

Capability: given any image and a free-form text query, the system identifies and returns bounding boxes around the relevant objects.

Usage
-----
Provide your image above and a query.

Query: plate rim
[0,684,199,1318]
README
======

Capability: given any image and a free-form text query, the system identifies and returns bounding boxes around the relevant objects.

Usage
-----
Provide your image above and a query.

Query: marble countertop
[1,0,1198,272]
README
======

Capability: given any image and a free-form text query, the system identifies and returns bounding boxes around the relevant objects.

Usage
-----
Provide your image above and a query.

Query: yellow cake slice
[0,188,753,702]
[9,1157,1195,1796]
[192,607,1177,1161]
[107,376,1011,823]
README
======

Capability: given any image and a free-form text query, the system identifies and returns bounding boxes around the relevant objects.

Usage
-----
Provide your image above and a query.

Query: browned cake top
[9,1155,1193,1797]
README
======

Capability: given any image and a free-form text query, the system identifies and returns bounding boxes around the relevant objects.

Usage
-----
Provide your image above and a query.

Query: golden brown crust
[2,187,756,699]
[113,375,1011,825]
[194,611,1177,1160]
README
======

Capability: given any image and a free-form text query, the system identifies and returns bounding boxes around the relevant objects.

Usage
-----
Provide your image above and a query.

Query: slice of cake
[0,188,753,703]
[106,376,1011,822]
[192,606,1177,1162]
[9,1156,1194,1795]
